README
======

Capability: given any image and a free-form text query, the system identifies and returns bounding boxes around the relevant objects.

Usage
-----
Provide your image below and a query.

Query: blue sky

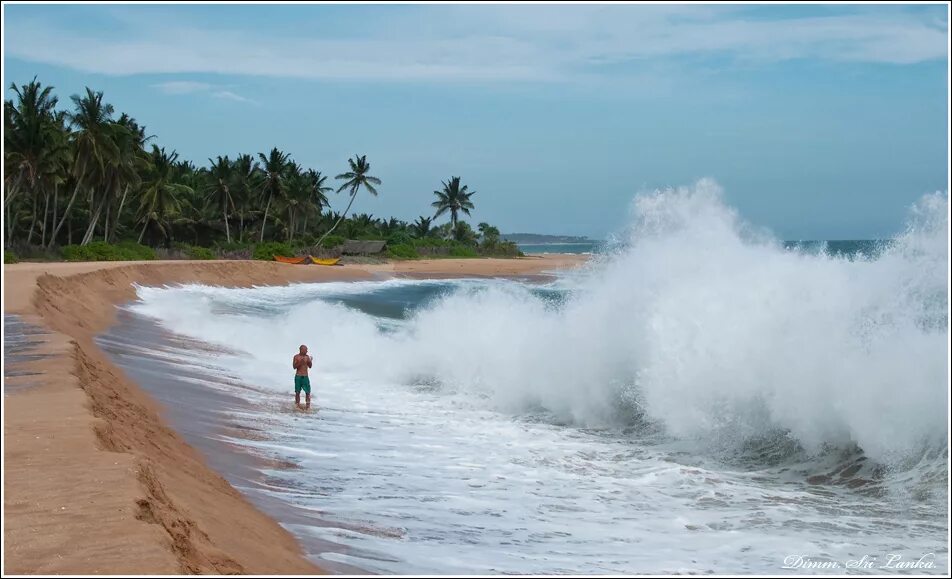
[3,3,948,239]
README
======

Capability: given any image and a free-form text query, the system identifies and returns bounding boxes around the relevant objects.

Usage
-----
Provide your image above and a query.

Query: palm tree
[4,77,59,211]
[315,154,381,248]
[478,222,500,240]
[137,145,192,246]
[300,169,331,237]
[5,78,66,244]
[232,153,259,242]
[38,113,71,246]
[283,161,308,241]
[411,216,433,238]
[47,88,119,246]
[432,176,475,229]
[94,120,141,243]
[107,113,151,243]
[206,155,234,243]
[257,147,289,242]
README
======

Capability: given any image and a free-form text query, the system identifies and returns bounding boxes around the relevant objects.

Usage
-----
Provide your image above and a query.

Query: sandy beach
[2,255,586,575]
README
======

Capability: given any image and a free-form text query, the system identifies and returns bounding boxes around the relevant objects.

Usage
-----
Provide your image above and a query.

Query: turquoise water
[520,239,886,257]
[518,242,602,254]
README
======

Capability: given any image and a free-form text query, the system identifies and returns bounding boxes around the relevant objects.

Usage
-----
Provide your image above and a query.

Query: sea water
[104,180,949,574]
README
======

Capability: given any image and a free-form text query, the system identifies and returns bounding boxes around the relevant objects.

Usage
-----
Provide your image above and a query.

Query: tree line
[3,78,513,258]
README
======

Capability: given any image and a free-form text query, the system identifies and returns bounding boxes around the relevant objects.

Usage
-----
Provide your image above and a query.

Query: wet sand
[2,255,585,574]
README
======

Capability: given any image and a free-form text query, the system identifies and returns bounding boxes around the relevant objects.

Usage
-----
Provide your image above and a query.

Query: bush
[387,231,414,246]
[386,244,420,259]
[449,246,478,258]
[185,245,216,260]
[61,241,155,262]
[319,235,345,248]
[410,238,456,248]
[114,241,157,260]
[252,241,295,261]
[215,241,254,253]
[481,240,522,257]
[4,250,19,264]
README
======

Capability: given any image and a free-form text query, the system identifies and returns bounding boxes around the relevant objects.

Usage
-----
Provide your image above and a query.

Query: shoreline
[2,255,586,574]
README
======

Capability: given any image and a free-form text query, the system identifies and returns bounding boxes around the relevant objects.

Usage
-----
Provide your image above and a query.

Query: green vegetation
[61,241,155,262]
[319,234,345,248]
[252,241,295,261]
[184,245,216,260]
[449,246,479,258]
[386,244,420,259]
[5,250,19,264]
[4,78,517,262]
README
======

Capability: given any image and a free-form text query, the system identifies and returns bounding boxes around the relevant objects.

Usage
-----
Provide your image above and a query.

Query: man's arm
[292,355,300,369]
[307,355,313,368]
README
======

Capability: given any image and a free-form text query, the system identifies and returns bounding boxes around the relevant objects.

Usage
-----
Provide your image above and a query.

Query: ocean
[99,183,948,574]
[517,242,603,254]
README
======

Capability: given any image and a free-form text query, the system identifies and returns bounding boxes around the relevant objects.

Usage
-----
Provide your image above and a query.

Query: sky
[2,2,949,240]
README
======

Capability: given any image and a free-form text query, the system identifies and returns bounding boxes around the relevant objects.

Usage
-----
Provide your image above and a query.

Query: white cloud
[211,90,255,104]
[153,80,213,95]
[151,80,257,105]
[5,5,947,83]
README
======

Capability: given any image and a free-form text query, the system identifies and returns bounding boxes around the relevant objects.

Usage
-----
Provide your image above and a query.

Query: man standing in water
[292,345,313,410]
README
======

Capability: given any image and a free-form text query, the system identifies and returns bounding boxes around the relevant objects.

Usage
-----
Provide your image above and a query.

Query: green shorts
[294,375,311,395]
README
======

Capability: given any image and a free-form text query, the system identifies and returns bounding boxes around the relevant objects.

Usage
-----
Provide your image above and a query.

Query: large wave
[132,179,949,467]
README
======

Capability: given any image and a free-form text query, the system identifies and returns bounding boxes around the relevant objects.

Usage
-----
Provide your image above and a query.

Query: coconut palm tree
[37,113,71,246]
[4,77,60,211]
[411,216,433,238]
[206,155,234,243]
[5,78,67,244]
[300,169,331,236]
[46,88,119,246]
[315,154,381,247]
[107,113,151,243]
[283,161,308,241]
[432,176,475,229]
[478,222,500,240]
[137,145,192,246]
[257,147,289,242]
[93,120,141,244]
[232,153,259,242]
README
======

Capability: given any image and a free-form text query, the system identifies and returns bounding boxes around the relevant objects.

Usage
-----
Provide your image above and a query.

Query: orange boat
[273,255,308,264]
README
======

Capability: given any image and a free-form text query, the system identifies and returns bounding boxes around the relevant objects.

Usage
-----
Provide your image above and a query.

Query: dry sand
[2,255,585,574]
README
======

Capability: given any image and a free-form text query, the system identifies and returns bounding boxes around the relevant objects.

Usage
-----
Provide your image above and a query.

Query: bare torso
[293,354,312,376]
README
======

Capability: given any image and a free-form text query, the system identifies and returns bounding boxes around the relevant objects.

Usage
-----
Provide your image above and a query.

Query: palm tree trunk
[41,190,50,247]
[138,218,149,243]
[223,207,231,243]
[26,190,39,244]
[50,184,59,247]
[48,179,83,248]
[259,193,273,242]
[4,172,24,209]
[303,213,309,237]
[315,191,359,248]
[81,193,108,245]
[5,205,15,244]
[112,185,129,243]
